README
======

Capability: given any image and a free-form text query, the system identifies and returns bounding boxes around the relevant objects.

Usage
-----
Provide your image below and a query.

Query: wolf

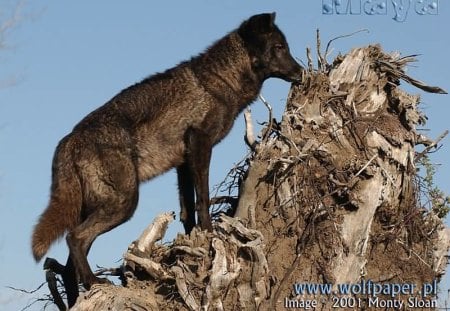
[31,12,303,306]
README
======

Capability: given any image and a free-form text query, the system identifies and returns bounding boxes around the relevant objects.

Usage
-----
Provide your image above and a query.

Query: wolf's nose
[291,67,304,83]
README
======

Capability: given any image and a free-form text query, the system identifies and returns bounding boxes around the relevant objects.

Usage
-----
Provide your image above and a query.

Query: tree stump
[66,44,449,311]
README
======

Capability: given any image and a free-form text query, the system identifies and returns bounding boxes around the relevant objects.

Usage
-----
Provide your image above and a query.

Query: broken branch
[415,130,449,161]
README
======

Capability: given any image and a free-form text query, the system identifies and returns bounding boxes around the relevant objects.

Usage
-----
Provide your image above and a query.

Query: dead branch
[134,211,175,253]
[45,270,66,311]
[306,47,313,72]
[324,29,369,61]
[415,130,449,161]
[376,59,447,94]
[316,29,326,71]
[244,108,257,150]
[258,94,274,142]
[0,0,26,49]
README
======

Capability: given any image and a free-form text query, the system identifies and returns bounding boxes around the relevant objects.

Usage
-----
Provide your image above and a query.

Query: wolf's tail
[32,137,82,262]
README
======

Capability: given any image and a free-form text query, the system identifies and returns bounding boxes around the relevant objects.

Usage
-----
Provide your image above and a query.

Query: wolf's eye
[274,44,285,51]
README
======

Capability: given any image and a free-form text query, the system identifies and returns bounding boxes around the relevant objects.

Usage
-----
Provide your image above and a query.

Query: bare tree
[41,42,449,310]
[0,0,27,89]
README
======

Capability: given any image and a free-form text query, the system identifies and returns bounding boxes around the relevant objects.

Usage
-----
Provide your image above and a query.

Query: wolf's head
[238,13,303,83]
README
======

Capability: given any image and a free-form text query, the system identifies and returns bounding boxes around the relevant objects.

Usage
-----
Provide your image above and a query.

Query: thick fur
[32,137,82,261]
[31,12,303,306]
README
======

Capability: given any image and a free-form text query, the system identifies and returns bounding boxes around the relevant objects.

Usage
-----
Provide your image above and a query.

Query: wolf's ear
[241,12,276,34]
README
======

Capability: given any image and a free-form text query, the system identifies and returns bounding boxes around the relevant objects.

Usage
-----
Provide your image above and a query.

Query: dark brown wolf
[31,12,303,307]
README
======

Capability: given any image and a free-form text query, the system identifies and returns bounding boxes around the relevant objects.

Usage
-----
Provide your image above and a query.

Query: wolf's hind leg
[66,192,138,288]
[62,255,79,307]
[67,151,139,289]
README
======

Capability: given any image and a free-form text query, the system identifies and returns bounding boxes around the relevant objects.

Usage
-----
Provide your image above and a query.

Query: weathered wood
[236,45,450,310]
[134,211,175,253]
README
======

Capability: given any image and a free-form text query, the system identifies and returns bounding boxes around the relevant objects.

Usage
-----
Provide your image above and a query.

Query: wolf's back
[31,136,82,261]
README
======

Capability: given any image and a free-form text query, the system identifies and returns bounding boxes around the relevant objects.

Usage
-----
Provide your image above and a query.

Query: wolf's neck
[190,33,263,112]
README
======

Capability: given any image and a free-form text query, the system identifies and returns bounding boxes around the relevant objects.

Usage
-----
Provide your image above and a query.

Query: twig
[211,157,247,197]
[258,94,273,141]
[324,29,370,62]
[306,47,313,72]
[396,239,431,268]
[7,282,54,311]
[316,29,326,71]
[19,297,55,311]
[354,154,378,178]
[415,130,448,161]
[244,108,256,150]
[6,283,47,294]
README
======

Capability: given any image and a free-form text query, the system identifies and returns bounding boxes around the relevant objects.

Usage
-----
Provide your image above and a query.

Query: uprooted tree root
[234,44,450,310]
[40,44,450,311]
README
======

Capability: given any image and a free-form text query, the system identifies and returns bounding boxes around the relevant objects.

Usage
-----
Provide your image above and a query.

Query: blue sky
[0,1,448,310]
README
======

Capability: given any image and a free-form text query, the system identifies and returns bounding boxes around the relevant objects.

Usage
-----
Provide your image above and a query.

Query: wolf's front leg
[184,127,213,232]
[177,162,196,234]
